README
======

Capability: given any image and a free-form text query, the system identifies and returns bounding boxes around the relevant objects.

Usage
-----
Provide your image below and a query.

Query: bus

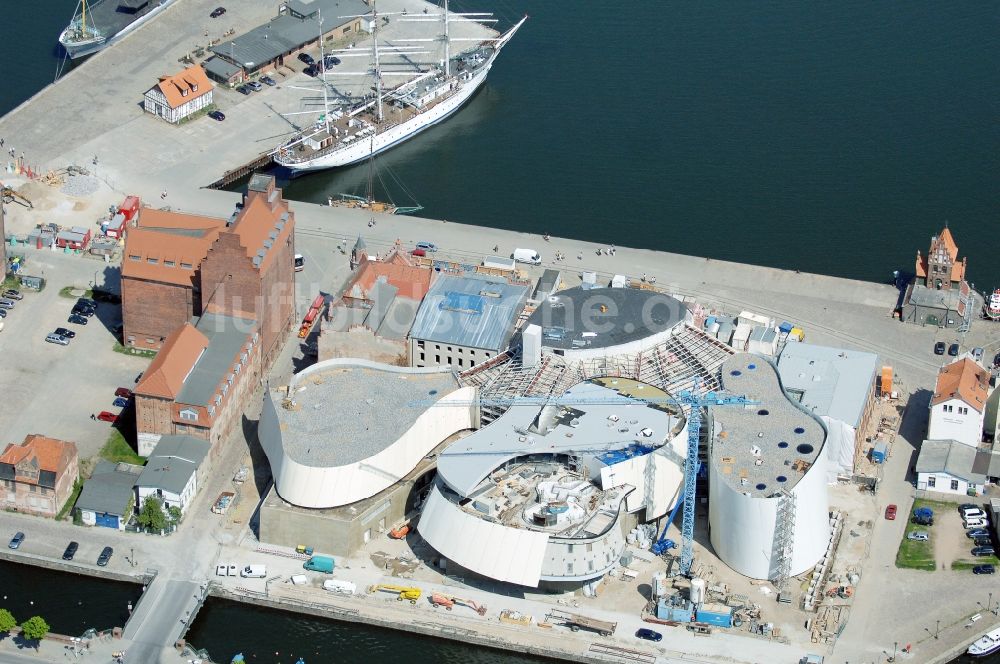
[294,254,305,272]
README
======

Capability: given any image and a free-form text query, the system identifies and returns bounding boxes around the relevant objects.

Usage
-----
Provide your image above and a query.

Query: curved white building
[708,354,830,580]
[419,380,688,587]
[259,359,475,508]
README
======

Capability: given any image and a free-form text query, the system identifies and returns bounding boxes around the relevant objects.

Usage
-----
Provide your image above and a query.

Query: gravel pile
[61,174,100,197]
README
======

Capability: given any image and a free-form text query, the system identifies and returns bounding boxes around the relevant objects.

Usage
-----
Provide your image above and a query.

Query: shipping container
[695,602,733,628]
[871,441,889,464]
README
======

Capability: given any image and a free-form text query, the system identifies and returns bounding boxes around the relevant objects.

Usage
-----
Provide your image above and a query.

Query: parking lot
[0,250,149,461]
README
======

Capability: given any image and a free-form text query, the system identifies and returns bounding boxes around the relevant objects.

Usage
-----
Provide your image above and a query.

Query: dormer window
[192,84,198,92]
[179,408,198,422]
[181,88,189,97]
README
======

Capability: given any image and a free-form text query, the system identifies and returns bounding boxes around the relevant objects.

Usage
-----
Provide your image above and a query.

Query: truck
[482,256,517,272]
[303,555,335,573]
[240,564,267,578]
[511,248,541,265]
[323,579,357,595]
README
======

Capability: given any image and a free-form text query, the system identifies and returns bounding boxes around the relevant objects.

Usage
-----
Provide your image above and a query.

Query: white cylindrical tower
[690,577,707,605]
[652,570,668,597]
[708,354,830,581]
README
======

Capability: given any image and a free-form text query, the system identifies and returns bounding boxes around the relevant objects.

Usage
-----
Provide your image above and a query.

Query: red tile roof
[228,191,293,273]
[122,209,226,287]
[153,66,214,109]
[349,254,432,301]
[932,357,989,410]
[135,324,210,399]
[0,435,77,475]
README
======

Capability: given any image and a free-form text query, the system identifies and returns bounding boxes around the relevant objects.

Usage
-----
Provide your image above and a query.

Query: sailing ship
[59,0,178,59]
[274,1,526,173]
[327,137,423,215]
[984,289,1000,321]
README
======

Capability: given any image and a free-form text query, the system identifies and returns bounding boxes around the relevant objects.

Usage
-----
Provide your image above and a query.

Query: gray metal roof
[437,381,680,497]
[907,284,962,309]
[533,269,562,300]
[211,0,369,71]
[410,274,528,352]
[136,435,208,495]
[76,460,143,516]
[916,439,989,484]
[203,56,243,81]
[377,294,419,340]
[712,354,826,497]
[777,343,879,428]
[177,314,255,407]
[274,362,461,467]
[525,287,687,351]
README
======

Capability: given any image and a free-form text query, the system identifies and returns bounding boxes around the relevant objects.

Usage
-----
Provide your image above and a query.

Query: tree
[137,496,166,531]
[167,505,182,525]
[19,616,49,643]
[0,608,16,634]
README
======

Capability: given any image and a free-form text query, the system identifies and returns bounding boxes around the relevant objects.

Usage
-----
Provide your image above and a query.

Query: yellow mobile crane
[367,584,422,604]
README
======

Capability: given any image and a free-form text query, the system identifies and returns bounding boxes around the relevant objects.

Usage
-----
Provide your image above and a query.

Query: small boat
[984,289,1000,321]
[230,654,246,664]
[968,627,1000,657]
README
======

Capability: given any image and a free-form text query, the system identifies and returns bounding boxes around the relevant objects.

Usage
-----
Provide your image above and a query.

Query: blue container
[779,321,794,334]
[871,441,888,464]
[695,610,733,628]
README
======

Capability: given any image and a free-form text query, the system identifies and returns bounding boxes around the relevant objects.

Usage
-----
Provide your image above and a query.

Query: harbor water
[4,2,1000,287]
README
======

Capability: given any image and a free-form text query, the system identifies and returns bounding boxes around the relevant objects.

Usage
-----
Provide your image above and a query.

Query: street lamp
[991,592,995,616]
[935,619,940,640]
[130,547,135,569]
[892,642,897,662]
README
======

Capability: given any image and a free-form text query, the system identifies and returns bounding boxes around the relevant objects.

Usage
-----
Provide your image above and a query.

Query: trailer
[298,294,325,338]
[545,609,616,636]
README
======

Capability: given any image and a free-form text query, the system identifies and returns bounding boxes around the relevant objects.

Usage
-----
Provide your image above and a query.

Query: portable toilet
[871,441,889,464]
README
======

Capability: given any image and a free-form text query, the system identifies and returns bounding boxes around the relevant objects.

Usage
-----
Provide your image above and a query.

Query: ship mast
[82,0,87,36]
[443,0,450,76]
[372,0,383,123]
[316,12,331,133]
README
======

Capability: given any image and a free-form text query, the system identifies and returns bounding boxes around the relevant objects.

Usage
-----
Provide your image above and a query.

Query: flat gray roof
[203,56,242,81]
[438,381,679,497]
[525,287,687,351]
[777,342,878,428]
[410,274,528,352]
[212,0,369,71]
[907,284,962,309]
[177,314,255,407]
[917,439,990,484]
[712,354,826,497]
[276,363,461,467]
[76,460,143,516]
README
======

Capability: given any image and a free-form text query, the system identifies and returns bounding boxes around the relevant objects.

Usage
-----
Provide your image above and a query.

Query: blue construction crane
[669,380,758,576]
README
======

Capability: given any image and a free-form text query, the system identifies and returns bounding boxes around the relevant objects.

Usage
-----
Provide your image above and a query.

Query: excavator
[367,584,422,604]
[0,186,32,209]
[430,593,488,615]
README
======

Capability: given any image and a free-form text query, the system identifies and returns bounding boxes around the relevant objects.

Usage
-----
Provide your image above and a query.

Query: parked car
[948,343,960,357]
[962,507,987,520]
[635,628,662,642]
[237,85,251,95]
[973,347,985,363]
[972,546,996,557]
[92,289,122,304]
[112,397,129,408]
[210,6,226,17]
[51,327,76,339]
[68,314,89,325]
[968,528,991,539]
[324,55,341,67]
[994,351,1000,368]
[415,241,438,252]
[0,309,7,319]
[97,546,113,566]
[71,305,94,317]
[77,298,97,309]
[0,298,16,310]
[906,531,929,541]
[974,537,993,547]
[62,541,79,561]
[115,387,133,399]
[974,564,996,575]
[303,65,318,77]
[45,333,70,346]
[2,289,23,300]
[934,341,946,355]
[885,504,897,520]
[913,515,934,526]
[208,110,226,121]
[261,75,277,86]
[966,518,990,529]
[97,411,118,423]
[247,80,263,92]
[8,532,24,549]
[297,53,315,65]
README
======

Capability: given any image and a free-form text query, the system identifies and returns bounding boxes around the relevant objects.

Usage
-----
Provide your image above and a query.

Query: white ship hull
[283,65,492,173]
[59,0,177,59]
[969,627,1000,656]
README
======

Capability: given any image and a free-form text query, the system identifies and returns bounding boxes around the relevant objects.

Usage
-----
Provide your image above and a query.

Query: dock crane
[659,379,758,576]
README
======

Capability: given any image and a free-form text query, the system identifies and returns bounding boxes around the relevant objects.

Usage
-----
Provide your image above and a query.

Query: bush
[0,608,16,634]
[19,615,49,642]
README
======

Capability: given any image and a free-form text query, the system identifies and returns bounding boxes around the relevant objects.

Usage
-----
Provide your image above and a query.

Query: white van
[511,248,541,265]
[240,564,267,578]
[323,579,357,595]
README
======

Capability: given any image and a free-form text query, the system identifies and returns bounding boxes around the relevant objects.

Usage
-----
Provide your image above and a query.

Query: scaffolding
[772,489,796,600]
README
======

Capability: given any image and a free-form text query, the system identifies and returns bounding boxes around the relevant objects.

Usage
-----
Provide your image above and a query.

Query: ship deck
[63,0,164,42]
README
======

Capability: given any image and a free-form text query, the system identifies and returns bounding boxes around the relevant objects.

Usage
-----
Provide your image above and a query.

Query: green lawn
[953,557,1000,571]
[894,498,956,571]
[58,286,92,299]
[99,430,145,465]
[55,479,83,521]
[112,342,156,359]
